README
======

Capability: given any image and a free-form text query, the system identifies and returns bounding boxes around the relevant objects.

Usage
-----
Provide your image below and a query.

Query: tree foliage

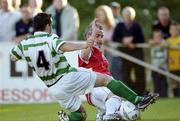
[22,0,180,40]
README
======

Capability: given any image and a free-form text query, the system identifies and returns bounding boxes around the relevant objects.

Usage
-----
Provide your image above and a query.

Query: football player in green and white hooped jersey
[10,13,158,121]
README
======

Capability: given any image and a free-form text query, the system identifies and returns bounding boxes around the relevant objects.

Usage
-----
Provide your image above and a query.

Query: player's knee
[95,73,113,87]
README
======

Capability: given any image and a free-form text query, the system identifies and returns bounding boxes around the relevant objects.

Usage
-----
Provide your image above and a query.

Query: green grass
[0,98,180,121]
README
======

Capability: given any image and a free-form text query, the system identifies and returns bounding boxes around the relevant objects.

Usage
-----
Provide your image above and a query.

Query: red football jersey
[78,46,111,76]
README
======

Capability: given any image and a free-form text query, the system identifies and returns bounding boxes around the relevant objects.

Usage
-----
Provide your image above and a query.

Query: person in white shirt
[0,0,21,42]
[46,0,79,41]
[28,0,42,17]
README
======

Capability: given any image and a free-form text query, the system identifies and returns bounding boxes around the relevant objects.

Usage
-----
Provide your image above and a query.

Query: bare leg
[94,72,112,87]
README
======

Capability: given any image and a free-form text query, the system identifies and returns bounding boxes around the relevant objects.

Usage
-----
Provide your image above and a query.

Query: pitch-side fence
[75,41,180,82]
[105,42,180,82]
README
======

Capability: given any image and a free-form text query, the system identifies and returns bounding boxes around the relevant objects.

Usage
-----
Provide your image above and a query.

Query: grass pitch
[0,98,180,121]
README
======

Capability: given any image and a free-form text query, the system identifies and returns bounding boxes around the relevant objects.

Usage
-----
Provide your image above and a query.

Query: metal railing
[108,42,180,49]
[104,46,180,82]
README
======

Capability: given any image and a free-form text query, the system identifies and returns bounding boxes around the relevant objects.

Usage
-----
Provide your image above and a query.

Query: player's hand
[85,38,94,48]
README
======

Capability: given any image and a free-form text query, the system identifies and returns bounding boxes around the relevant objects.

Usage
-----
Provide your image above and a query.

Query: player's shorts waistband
[47,75,63,88]
[46,67,77,88]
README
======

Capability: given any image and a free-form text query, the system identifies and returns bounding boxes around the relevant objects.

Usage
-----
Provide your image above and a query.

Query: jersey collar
[34,31,49,35]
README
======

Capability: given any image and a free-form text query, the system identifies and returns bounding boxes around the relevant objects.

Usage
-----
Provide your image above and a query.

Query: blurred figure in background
[28,0,42,17]
[46,0,79,41]
[167,21,180,97]
[12,0,21,10]
[152,6,171,39]
[0,0,21,42]
[95,5,115,43]
[15,5,33,43]
[109,1,123,24]
[109,1,123,80]
[112,6,146,95]
[149,29,168,97]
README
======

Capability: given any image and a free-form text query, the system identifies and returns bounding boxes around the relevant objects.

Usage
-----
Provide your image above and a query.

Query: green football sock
[68,112,84,121]
[107,79,142,104]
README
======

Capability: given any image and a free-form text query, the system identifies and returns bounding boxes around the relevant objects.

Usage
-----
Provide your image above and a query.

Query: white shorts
[48,68,96,111]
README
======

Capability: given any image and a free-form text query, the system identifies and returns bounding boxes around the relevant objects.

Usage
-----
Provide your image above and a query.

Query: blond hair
[122,6,136,20]
[95,5,115,29]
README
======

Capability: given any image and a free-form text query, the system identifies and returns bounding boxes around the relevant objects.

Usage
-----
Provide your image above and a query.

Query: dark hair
[152,28,163,38]
[33,13,51,31]
[153,28,162,33]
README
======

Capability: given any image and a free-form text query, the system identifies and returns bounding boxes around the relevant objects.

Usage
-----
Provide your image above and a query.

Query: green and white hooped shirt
[11,32,71,87]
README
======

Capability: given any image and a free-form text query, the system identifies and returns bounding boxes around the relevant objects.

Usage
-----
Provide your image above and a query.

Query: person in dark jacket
[152,6,171,39]
[15,5,33,43]
[112,6,145,95]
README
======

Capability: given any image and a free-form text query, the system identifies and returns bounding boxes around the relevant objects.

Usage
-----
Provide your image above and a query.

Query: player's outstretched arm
[59,39,93,52]
[58,19,100,52]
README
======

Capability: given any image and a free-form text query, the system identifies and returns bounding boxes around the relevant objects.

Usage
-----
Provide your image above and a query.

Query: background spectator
[167,21,180,97]
[0,0,21,42]
[109,2,123,80]
[46,0,79,41]
[152,6,171,39]
[28,0,42,17]
[12,0,21,10]
[109,1,123,24]
[112,6,145,95]
[95,5,115,43]
[15,5,33,43]
[150,29,168,97]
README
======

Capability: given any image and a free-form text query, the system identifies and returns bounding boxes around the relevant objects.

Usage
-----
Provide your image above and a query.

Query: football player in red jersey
[78,20,158,121]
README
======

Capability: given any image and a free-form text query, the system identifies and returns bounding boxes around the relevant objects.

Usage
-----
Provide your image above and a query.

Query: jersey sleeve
[52,34,66,54]
[78,50,92,65]
[10,43,23,60]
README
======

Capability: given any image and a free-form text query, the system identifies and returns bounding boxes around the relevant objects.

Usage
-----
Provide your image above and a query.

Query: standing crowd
[0,0,180,97]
